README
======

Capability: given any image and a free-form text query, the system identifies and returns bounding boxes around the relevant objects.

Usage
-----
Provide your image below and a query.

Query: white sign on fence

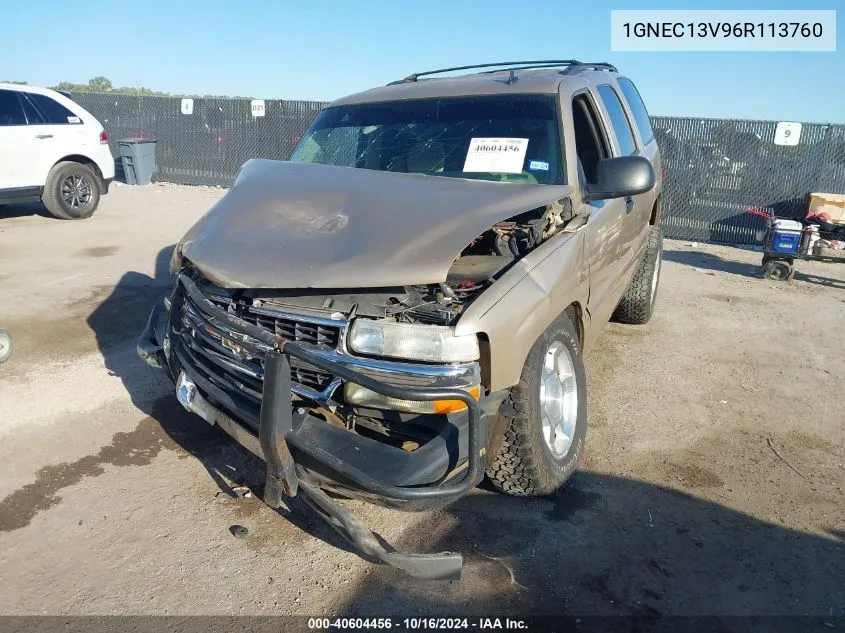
[251,99,266,117]
[774,121,802,146]
[180,98,194,115]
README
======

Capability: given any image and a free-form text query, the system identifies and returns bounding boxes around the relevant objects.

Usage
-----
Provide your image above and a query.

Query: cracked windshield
[290,94,564,184]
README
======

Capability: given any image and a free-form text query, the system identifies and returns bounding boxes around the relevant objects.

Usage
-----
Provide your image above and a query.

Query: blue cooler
[771,219,802,254]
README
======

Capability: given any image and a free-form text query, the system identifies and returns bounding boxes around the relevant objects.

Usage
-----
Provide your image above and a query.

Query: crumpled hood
[179,159,573,289]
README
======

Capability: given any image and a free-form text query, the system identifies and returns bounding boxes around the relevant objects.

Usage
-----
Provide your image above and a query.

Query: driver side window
[571,92,610,186]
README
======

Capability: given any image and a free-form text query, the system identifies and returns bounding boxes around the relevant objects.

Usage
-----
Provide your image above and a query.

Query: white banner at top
[611,10,836,52]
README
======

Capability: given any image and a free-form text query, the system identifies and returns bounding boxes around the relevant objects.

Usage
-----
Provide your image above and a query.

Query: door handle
[625,197,635,213]
[35,134,53,139]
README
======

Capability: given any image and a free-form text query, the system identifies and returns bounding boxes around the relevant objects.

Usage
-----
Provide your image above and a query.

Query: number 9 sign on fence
[774,121,801,146]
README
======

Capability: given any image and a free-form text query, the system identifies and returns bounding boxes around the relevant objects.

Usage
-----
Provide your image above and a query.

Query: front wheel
[486,312,587,496]
[42,161,101,220]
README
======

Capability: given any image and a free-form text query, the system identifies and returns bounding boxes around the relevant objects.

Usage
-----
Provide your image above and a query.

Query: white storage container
[773,219,803,231]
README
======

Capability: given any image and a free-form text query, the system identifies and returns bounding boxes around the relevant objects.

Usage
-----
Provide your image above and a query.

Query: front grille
[205,295,342,349]
[175,286,344,424]
[289,361,336,391]
[241,310,340,348]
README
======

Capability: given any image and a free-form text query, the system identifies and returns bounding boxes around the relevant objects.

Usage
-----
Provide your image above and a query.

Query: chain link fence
[653,116,845,244]
[70,92,845,246]
[70,92,326,187]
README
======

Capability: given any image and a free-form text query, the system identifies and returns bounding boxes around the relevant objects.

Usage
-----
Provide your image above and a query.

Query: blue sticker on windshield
[529,160,550,171]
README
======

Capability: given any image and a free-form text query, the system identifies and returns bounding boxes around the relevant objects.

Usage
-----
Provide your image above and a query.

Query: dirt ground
[0,184,843,619]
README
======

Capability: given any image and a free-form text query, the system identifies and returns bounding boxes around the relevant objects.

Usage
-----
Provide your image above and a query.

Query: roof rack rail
[561,62,618,74]
[396,60,617,83]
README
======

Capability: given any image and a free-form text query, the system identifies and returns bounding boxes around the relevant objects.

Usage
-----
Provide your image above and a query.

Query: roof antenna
[507,68,518,85]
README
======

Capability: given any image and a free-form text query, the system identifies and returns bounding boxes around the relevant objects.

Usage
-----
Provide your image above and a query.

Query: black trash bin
[117,138,157,185]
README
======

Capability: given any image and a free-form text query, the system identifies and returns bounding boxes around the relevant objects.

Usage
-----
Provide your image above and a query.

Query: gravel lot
[1,184,843,619]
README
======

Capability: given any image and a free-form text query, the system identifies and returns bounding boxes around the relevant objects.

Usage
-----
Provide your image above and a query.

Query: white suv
[0,83,115,219]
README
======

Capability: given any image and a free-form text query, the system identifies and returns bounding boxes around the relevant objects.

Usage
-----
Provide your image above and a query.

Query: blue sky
[1,0,841,122]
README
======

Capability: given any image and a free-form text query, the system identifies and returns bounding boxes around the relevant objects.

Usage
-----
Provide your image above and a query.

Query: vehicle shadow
[664,249,845,289]
[334,471,845,618]
[0,201,53,220]
[84,247,356,554]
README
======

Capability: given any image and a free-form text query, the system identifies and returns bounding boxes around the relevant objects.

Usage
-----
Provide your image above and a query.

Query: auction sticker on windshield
[463,138,529,174]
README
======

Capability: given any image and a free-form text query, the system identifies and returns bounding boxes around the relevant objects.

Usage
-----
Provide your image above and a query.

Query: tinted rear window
[0,89,26,126]
[19,95,45,124]
[26,93,81,124]
[617,77,655,144]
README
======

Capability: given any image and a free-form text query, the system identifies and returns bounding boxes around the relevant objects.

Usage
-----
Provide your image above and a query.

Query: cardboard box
[808,193,845,224]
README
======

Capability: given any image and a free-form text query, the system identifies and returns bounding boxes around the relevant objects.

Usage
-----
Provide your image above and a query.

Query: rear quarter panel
[45,90,115,181]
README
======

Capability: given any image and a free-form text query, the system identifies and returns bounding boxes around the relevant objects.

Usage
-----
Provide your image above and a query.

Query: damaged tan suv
[138,60,663,579]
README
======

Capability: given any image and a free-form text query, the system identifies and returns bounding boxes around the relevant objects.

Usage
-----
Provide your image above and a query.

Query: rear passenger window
[19,95,45,124]
[617,77,655,144]
[597,84,637,156]
[25,93,81,124]
[0,89,26,126]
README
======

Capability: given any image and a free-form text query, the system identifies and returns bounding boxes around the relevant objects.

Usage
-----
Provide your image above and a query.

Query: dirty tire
[42,161,100,220]
[0,329,11,363]
[612,225,663,325]
[763,259,792,281]
[486,312,587,496]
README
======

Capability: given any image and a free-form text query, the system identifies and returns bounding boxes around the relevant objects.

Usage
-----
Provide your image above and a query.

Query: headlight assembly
[347,320,480,363]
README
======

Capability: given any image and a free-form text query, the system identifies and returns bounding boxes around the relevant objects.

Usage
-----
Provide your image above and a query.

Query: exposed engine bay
[226,198,580,326]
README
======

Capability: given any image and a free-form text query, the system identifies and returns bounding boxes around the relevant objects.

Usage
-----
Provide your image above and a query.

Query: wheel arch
[564,301,585,348]
[456,232,591,393]
[476,300,587,394]
[52,155,106,192]
[650,193,662,226]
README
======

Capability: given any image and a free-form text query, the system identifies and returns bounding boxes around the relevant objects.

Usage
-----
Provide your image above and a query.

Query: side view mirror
[583,156,656,201]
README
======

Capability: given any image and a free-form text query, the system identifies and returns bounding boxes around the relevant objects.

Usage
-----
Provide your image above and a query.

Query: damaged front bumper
[138,273,487,579]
